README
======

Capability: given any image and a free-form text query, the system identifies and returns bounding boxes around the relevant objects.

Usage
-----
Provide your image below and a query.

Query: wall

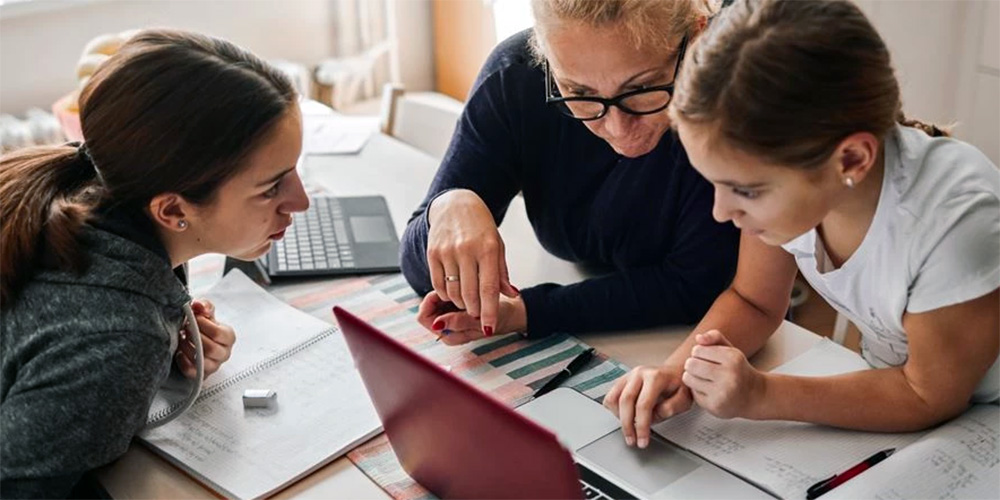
[389,0,435,92]
[0,0,335,115]
[857,0,999,164]
[0,0,436,116]
[433,0,999,164]
[955,0,999,165]
[431,0,495,101]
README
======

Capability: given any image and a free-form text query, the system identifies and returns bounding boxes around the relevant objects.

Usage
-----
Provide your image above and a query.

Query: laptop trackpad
[516,387,621,450]
[349,216,393,243]
[579,432,699,497]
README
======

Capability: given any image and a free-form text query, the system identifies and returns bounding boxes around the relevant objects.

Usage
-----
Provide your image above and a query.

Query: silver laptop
[335,305,769,499]
[519,388,771,499]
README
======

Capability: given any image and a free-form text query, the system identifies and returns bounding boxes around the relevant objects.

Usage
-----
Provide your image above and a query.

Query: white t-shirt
[782,125,1000,402]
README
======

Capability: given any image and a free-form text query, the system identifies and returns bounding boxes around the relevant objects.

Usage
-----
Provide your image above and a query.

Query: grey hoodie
[1,223,200,498]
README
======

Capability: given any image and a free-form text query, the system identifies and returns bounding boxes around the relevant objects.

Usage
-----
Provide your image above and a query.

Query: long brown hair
[0,29,295,307]
[669,0,946,169]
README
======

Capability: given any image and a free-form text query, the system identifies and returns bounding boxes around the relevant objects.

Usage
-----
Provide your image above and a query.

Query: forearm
[663,287,783,368]
[754,368,966,432]
[398,67,525,296]
[520,257,732,338]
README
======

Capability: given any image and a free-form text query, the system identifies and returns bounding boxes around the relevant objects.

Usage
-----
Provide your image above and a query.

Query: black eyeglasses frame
[544,35,689,121]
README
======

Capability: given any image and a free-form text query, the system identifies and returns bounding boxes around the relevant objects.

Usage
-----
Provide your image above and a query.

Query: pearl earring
[844,177,855,188]
[178,220,188,229]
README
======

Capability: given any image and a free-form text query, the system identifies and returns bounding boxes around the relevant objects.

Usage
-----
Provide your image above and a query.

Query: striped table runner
[269,274,629,500]
[188,259,628,500]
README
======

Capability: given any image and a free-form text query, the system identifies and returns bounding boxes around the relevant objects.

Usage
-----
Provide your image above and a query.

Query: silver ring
[445,275,460,282]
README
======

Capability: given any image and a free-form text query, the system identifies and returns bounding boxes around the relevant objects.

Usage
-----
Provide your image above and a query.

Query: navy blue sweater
[401,30,739,338]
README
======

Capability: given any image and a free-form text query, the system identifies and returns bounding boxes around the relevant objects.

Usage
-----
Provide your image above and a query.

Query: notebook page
[145,270,330,423]
[767,338,870,376]
[200,270,328,387]
[142,330,380,499]
[653,339,926,499]
[826,404,999,500]
[141,270,381,499]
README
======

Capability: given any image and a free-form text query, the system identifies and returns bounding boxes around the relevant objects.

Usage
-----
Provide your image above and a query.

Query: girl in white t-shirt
[604,0,999,448]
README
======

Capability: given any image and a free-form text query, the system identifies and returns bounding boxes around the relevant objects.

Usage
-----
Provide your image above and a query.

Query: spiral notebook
[139,270,381,499]
[653,339,999,499]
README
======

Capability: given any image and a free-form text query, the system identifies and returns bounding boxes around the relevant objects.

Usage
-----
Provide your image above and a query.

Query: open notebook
[654,339,999,499]
[139,270,381,499]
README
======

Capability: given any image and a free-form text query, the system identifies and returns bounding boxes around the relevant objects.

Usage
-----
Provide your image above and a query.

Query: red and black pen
[806,448,895,499]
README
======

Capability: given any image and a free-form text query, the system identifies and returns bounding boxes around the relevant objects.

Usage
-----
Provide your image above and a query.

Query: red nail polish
[484,326,494,337]
[432,320,445,331]
[512,285,520,296]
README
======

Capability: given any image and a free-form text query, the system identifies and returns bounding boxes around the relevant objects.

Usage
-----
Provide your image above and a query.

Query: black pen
[533,348,596,398]
[806,448,895,499]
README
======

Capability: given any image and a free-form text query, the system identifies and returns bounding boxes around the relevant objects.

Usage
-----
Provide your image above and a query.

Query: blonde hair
[528,0,718,65]
[670,0,946,169]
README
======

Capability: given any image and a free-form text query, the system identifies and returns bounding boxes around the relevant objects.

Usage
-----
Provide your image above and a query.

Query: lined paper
[140,271,381,499]
[653,339,926,499]
[827,404,999,499]
[200,271,324,386]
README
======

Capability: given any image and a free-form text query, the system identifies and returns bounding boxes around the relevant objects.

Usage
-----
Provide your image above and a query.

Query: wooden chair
[379,83,464,159]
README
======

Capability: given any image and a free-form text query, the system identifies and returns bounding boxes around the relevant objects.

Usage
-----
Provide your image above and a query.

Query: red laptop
[334,306,769,500]
[333,306,582,499]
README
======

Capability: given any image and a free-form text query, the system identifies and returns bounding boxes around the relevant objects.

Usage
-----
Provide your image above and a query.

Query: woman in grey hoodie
[0,29,310,498]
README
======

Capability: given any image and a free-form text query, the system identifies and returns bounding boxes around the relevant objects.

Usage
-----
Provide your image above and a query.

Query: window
[492,0,533,44]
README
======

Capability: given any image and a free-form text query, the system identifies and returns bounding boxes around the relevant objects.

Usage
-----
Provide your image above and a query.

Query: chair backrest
[379,83,464,159]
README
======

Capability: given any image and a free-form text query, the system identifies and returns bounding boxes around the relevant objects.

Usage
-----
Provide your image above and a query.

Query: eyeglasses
[545,35,688,121]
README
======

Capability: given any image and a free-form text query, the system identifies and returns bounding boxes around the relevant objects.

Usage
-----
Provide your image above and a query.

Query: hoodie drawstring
[145,302,204,429]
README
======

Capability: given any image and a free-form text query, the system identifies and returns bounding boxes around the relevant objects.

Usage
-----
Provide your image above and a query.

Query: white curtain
[319,0,394,110]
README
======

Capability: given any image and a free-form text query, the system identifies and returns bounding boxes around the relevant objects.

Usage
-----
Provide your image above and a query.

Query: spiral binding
[148,327,336,423]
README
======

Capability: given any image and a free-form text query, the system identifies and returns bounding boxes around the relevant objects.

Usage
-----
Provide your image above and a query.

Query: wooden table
[98,133,823,498]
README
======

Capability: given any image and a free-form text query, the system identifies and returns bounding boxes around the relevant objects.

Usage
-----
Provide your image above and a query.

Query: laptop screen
[334,306,584,499]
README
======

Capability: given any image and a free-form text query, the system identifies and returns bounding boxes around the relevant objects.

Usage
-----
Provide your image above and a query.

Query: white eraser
[242,389,277,409]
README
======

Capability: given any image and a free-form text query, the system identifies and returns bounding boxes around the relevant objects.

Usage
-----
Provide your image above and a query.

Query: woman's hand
[603,363,693,449]
[176,299,236,379]
[426,189,519,336]
[682,330,767,419]
[416,291,527,345]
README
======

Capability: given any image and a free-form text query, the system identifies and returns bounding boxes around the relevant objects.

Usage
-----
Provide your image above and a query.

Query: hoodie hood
[36,225,189,309]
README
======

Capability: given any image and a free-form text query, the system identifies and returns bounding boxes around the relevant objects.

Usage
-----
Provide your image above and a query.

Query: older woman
[402,0,739,343]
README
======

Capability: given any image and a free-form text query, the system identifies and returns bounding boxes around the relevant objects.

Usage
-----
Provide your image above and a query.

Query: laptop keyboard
[580,479,613,499]
[576,463,637,500]
[273,197,355,272]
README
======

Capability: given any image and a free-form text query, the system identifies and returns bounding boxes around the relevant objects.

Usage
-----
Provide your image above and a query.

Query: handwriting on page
[141,270,381,499]
[656,410,922,498]
[144,331,380,498]
[761,456,816,490]
[693,426,746,455]
[652,340,925,499]
[956,416,999,469]
[827,405,999,500]
[200,271,328,387]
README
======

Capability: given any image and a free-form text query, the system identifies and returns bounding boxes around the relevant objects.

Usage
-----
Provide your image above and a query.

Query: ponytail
[671,0,951,170]
[0,144,104,307]
[2,28,297,308]
[896,111,950,138]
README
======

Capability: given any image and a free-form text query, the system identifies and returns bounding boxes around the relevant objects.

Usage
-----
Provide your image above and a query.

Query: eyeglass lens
[557,90,672,119]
